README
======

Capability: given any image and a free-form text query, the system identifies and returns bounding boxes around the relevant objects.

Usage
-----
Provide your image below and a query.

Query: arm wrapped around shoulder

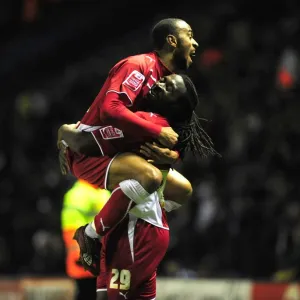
[100,92,162,138]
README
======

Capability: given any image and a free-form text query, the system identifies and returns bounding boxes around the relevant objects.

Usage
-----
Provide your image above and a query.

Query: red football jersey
[77,51,172,137]
[91,111,169,156]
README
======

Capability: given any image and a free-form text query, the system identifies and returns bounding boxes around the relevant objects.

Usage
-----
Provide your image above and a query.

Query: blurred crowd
[1,0,300,281]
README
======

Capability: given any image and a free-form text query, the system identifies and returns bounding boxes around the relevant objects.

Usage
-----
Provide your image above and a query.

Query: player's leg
[85,155,191,239]
[164,168,193,205]
[96,156,193,233]
[74,154,189,275]
[73,153,164,274]
[76,154,191,239]
[106,153,163,192]
[88,153,163,237]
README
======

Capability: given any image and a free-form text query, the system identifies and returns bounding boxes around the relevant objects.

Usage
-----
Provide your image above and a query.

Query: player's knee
[140,166,163,193]
[182,180,193,201]
[172,180,193,205]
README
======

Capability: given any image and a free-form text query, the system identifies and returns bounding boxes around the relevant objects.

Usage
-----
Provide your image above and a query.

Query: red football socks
[94,185,134,236]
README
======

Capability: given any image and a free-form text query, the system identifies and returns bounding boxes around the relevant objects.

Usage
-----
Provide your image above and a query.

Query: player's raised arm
[99,61,178,148]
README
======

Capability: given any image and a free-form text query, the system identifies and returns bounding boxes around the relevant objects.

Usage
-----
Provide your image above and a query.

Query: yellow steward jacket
[61,179,110,279]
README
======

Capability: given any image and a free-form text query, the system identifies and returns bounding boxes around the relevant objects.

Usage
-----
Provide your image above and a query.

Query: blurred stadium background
[1,0,300,299]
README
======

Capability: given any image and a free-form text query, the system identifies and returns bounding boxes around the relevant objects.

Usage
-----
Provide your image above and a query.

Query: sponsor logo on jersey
[99,126,124,140]
[123,70,145,91]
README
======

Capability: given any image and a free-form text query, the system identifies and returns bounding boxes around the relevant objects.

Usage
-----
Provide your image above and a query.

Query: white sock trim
[119,179,150,205]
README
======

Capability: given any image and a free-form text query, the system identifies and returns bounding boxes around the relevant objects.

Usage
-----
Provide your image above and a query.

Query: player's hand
[58,139,69,175]
[140,142,179,165]
[57,123,79,149]
[157,127,178,148]
[57,122,78,175]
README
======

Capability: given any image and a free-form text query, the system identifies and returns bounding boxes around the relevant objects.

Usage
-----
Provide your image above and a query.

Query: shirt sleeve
[100,89,162,139]
[106,60,146,106]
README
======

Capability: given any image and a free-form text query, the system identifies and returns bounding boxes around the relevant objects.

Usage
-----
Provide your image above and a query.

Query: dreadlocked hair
[174,112,221,159]
[172,74,221,159]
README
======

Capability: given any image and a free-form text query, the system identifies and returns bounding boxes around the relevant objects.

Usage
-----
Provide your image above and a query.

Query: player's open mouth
[149,84,162,98]
[149,86,156,97]
[189,52,196,61]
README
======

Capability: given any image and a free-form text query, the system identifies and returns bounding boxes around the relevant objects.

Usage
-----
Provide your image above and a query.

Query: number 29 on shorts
[110,268,131,290]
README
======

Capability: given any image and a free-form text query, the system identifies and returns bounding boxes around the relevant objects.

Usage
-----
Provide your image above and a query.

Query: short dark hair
[151,18,183,50]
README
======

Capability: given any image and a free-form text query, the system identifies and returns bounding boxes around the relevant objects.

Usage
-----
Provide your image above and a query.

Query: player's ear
[166,35,177,48]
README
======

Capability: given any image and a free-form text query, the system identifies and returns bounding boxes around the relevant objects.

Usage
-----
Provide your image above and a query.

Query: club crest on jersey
[99,126,124,140]
[123,70,145,91]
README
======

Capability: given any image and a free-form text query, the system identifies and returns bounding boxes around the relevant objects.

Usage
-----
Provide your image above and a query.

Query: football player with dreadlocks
[58,73,219,300]
[143,73,217,159]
